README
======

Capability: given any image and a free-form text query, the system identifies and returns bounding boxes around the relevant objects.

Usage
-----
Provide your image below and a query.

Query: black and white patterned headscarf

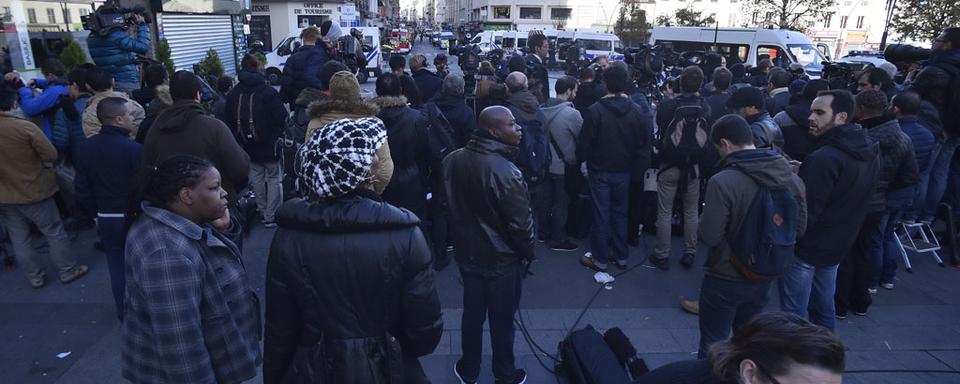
[297,117,387,199]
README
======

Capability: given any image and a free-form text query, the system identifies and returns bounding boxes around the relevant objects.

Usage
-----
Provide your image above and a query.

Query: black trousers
[835,211,884,315]
[459,264,523,381]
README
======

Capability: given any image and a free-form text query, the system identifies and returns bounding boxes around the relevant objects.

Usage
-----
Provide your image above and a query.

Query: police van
[649,27,828,78]
[264,27,383,84]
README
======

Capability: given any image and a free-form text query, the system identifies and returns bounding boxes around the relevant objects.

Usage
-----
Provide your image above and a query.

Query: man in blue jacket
[279,26,329,105]
[5,59,69,140]
[86,14,150,94]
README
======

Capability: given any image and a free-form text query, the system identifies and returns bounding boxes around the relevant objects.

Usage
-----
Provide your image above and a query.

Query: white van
[572,32,624,61]
[265,27,383,84]
[469,30,506,54]
[649,27,828,78]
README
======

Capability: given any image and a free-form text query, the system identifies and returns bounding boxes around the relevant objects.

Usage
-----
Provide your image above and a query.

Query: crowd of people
[1,20,959,384]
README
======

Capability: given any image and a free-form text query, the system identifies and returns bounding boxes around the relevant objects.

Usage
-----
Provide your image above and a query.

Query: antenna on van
[712,20,719,52]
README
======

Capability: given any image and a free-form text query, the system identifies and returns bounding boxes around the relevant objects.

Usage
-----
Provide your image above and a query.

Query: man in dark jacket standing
[573,68,603,119]
[705,67,733,122]
[410,54,443,103]
[429,74,478,147]
[74,97,142,319]
[143,71,251,207]
[525,33,551,104]
[696,115,807,357]
[836,90,918,318]
[279,26,329,105]
[779,89,879,331]
[727,87,784,151]
[774,79,830,162]
[444,106,534,384]
[765,69,792,116]
[224,55,288,227]
[578,65,653,271]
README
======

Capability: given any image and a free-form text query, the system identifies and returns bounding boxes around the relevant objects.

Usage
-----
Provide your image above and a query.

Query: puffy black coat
[774,100,819,162]
[263,190,443,384]
[578,95,653,174]
[411,69,442,103]
[280,44,330,103]
[861,116,920,212]
[225,69,289,163]
[443,133,535,274]
[430,93,477,147]
[797,123,879,267]
[908,49,960,135]
[371,96,432,218]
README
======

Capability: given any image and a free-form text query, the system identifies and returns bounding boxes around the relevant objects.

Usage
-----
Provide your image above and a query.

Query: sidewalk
[1,224,959,383]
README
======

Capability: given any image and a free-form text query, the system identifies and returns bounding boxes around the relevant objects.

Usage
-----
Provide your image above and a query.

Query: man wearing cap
[444,106,534,384]
[410,54,443,103]
[727,86,784,152]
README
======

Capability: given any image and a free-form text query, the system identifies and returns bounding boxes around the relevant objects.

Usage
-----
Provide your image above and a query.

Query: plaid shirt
[123,204,261,384]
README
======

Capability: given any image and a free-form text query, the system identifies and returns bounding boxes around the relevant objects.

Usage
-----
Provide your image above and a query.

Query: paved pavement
[3,42,960,383]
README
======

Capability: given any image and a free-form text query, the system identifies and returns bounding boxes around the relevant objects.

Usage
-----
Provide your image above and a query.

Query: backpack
[658,104,709,168]
[234,91,264,144]
[423,102,458,161]
[727,167,800,282]
[509,106,551,184]
[285,104,310,145]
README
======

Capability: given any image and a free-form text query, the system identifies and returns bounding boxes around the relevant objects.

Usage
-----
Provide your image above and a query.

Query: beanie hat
[329,71,361,102]
[729,63,746,79]
[726,86,766,109]
[297,117,387,199]
[789,79,807,96]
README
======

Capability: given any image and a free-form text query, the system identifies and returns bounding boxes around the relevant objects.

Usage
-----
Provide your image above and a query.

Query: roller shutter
[161,13,237,75]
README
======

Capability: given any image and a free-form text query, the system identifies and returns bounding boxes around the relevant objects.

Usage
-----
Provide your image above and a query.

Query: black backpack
[509,106,551,184]
[727,166,800,281]
[658,104,709,168]
[424,102,458,161]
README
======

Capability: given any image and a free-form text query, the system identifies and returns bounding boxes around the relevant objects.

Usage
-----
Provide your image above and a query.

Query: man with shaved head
[443,106,534,384]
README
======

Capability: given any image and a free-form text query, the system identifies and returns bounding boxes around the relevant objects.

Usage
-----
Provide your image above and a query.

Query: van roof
[574,32,620,41]
[650,26,811,45]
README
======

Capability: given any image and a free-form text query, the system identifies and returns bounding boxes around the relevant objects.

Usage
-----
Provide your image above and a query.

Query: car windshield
[581,39,612,51]
[788,44,826,67]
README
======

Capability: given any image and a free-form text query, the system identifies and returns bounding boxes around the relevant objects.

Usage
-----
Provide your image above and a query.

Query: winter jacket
[797,123,879,267]
[443,132,536,274]
[578,95,653,175]
[263,190,442,384]
[224,69,288,163]
[135,85,174,144]
[87,25,151,85]
[411,68,443,102]
[525,54,550,103]
[17,78,69,139]
[908,48,960,135]
[0,113,58,204]
[399,73,422,107]
[505,90,541,122]
[51,94,91,161]
[304,98,380,141]
[764,87,791,116]
[279,44,330,103]
[130,86,157,107]
[541,98,583,175]
[83,90,146,138]
[861,116,920,211]
[371,95,432,218]
[143,100,251,205]
[73,125,142,215]
[699,150,807,282]
[656,93,714,134]
[286,88,327,145]
[123,204,260,384]
[573,80,604,118]
[704,91,732,123]
[774,101,819,161]
[430,92,477,147]
[745,111,784,150]
[898,116,936,175]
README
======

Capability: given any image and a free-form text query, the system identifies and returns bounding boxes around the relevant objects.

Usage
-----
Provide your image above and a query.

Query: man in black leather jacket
[443,106,535,384]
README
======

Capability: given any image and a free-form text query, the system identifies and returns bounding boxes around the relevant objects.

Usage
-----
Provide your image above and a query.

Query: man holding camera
[87,12,150,95]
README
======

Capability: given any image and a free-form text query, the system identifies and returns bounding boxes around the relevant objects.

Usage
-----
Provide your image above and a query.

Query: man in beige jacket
[82,67,145,138]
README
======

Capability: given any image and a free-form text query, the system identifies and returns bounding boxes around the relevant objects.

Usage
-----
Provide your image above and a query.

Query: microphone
[603,327,649,379]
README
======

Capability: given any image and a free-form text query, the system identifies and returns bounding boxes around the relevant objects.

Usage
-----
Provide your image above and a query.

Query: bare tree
[745,0,836,30]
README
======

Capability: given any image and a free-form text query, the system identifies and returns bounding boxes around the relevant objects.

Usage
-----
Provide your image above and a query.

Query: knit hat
[789,79,807,96]
[729,63,746,79]
[297,117,388,199]
[726,86,766,109]
[329,71,361,102]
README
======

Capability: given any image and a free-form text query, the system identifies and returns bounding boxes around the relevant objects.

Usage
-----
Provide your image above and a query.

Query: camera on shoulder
[81,1,150,36]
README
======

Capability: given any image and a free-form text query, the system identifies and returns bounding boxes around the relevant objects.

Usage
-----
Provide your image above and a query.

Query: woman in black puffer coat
[263,117,442,384]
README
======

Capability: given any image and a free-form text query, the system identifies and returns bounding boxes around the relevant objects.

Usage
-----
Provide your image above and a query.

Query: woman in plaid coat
[123,155,261,384]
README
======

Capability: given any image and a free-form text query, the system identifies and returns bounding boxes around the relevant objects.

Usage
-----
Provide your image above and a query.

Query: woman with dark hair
[123,155,261,384]
[636,312,845,384]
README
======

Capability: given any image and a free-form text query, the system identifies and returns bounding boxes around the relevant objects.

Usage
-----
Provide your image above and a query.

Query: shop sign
[252,4,270,13]
[295,3,333,15]
[493,6,510,19]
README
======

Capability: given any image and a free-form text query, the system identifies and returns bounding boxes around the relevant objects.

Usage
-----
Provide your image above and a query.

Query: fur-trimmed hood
[307,98,380,120]
[368,95,409,109]
[154,84,173,106]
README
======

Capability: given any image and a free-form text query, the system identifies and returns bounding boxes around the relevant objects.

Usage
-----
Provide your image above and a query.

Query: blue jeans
[97,216,126,320]
[876,203,908,286]
[698,276,771,358]
[920,137,960,221]
[778,255,839,330]
[587,170,631,267]
[459,264,523,381]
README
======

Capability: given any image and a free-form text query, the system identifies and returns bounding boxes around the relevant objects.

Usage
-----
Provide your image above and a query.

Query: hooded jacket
[898,116,936,176]
[541,98,583,175]
[577,95,653,175]
[429,92,477,147]
[765,87,791,116]
[87,25,151,85]
[83,90,146,138]
[861,116,920,211]
[17,78,69,139]
[52,93,91,160]
[700,150,807,281]
[135,85,174,144]
[264,190,442,384]
[370,95,432,218]
[505,89,542,122]
[443,132,536,274]
[143,100,251,205]
[304,97,380,141]
[797,123,880,267]
[774,100,819,162]
[908,48,960,135]
[411,68,443,102]
[224,69,289,163]
[573,80,604,118]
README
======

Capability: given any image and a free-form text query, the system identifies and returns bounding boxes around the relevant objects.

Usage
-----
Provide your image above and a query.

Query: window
[550,8,572,20]
[80,8,89,17]
[823,13,833,27]
[840,15,848,28]
[856,15,864,28]
[519,7,541,20]
[63,8,71,24]
[27,8,37,23]
[493,6,510,19]
[757,45,789,67]
[581,39,612,51]
[46,8,55,23]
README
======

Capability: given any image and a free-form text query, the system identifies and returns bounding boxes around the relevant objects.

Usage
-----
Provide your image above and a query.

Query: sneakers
[549,240,578,252]
[680,299,700,315]
[59,265,89,284]
[853,310,868,316]
[29,275,45,289]
[262,221,278,228]
[454,360,477,384]
[836,312,848,320]
[881,282,895,290]
[495,369,527,384]
[614,260,628,271]
[650,257,670,271]
[580,253,608,272]
[680,253,695,269]
[867,287,878,295]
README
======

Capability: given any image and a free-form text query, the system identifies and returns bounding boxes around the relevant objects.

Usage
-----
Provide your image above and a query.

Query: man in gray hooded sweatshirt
[540,76,583,251]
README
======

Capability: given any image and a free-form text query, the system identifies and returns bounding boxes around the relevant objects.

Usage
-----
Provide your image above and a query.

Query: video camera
[884,44,932,64]
[625,44,670,100]
[821,61,858,90]
[449,43,482,95]
[82,1,150,36]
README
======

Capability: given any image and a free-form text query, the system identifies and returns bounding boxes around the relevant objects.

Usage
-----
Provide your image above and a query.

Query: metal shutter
[161,14,237,75]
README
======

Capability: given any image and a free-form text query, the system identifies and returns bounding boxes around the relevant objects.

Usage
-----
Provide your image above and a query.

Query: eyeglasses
[755,363,783,384]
